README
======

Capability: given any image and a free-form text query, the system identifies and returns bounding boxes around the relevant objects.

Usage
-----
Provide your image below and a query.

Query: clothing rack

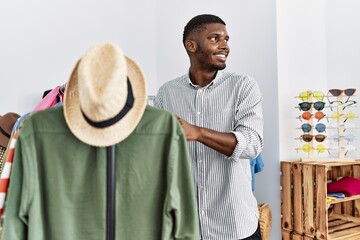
[106,145,116,240]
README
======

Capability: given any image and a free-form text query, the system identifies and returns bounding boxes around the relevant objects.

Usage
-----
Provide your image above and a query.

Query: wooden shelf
[281,160,360,240]
[327,195,360,207]
[328,214,360,240]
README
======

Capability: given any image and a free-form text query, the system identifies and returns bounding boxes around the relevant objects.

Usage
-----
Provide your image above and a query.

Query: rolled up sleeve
[229,78,264,160]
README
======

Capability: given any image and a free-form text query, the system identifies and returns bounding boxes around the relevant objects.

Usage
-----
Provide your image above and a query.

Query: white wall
[326,0,360,159]
[1,0,279,239]
[0,0,158,114]
[277,0,328,161]
[327,0,360,86]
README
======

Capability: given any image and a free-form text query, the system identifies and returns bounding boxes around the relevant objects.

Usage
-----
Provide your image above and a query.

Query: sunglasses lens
[331,134,340,142]
[301,134,313,142]
[299,102,311,111]
[313,91,324,101]
[315,134,326,142]
[314,101,325,111]
[315,111,325,120]
[315,123,326,133]
[301,123,312,132]
[344,88,356,96]
[316,144,326,153]
[345,145,356,152]
[329,89,342,96]
[299,91,311,101]
[302,143,311,152]
[302,112,312,120]
[330,112,342,120]
[346,111,357,121]
[346,134,355,142]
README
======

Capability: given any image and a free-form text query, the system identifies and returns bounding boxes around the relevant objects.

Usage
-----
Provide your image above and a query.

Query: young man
[155,14,264,240]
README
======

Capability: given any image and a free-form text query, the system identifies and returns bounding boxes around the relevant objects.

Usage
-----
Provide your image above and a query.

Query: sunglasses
[301,123,326,133]
[328,88,356,98]
[301,143,327,153]
[327,88,357,110]
[298,101,325,111]
[299,91,325,101]
[333,145,358,156]
[330,133,355,143]
[299,111,326,122]
[300,134,327,142]
[329,111,357,122]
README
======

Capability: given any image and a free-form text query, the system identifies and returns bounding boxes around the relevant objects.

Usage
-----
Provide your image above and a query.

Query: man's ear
[185,40,197,53]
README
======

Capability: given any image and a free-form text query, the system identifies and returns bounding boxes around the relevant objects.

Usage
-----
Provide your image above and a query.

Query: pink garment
[327,176,360,197]
[33,86,61,112]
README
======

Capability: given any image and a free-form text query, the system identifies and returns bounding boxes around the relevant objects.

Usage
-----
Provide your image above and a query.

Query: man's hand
[176,116,201,141]
[176,116,237,157]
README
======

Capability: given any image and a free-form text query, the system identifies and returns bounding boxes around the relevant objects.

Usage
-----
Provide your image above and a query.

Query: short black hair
[182,14,226,45]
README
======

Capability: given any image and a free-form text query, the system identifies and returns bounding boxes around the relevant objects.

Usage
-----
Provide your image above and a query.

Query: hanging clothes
[2,105,200,240]
[0,112,31,217]
[0,132,18,217]
[33,85,64,112]
[0,106,61,217]
[0,146,5,173]
[0,113,20,149]
[0,112,21,174]
[250,154,264,191]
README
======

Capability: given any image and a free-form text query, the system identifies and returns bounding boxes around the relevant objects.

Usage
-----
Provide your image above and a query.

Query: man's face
[193,23,230,71]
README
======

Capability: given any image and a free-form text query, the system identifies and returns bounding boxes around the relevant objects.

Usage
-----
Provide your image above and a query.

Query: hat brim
[64,56,147,147]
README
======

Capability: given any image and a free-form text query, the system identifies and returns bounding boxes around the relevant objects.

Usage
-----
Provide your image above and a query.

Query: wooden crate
[282,229,315,240]
[281,160,360,240]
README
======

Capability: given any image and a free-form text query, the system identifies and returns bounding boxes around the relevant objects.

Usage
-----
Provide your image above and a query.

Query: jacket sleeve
[162,117,200,240]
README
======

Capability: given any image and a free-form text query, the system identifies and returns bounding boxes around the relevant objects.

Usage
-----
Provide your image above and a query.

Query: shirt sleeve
[229,77,264,160]
[2,135,30,239]
[154,86,164,110]
[162,116,200,239]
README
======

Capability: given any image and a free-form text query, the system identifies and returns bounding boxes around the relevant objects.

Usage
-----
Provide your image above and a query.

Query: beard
[197,46,227,71]
[214,62,226,70]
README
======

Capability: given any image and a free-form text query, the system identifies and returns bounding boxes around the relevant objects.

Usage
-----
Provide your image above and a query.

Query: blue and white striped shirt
[155,70,264,239]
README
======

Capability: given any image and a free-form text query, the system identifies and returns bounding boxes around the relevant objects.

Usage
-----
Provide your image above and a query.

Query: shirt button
[197,111,200,115]
[201,210,205,215]
[198,159,202,162]
[199,89,203,93]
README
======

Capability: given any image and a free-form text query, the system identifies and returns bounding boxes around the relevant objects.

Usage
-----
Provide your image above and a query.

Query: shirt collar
[186,70,224,89]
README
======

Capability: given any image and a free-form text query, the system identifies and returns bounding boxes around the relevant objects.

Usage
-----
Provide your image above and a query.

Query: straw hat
[0,112,20,148]
[64,43,147,147]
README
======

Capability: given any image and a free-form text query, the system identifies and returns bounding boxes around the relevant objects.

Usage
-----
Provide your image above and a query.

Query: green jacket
[2,105,199,240]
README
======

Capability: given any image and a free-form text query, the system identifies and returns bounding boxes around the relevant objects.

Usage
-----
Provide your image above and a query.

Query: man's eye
[210,37,217,42]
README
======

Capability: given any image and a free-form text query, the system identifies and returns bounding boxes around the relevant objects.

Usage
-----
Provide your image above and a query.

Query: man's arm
[176,77,263,159]
[176,116,237,157]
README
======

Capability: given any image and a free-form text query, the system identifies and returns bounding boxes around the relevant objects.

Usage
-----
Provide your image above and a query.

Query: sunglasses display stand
[319,94,356,162]
[297,91,356,162]
[335,95,347,160]
[297,91,323,161]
